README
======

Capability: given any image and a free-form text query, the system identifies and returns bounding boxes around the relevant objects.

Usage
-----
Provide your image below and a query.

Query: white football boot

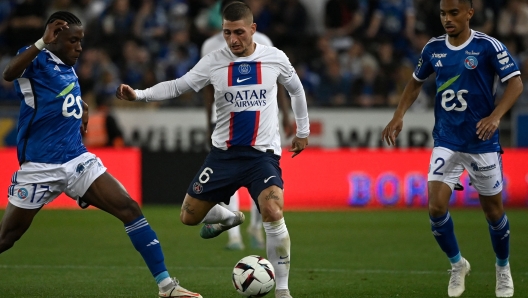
[496,264,514,297]
[448,258,471,297]
[158,278,202,298]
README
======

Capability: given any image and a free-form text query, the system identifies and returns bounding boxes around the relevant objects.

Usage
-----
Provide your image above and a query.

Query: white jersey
[201,32,274,123]
[184,43,297,155]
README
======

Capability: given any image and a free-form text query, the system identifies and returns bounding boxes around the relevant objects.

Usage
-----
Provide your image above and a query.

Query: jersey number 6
[199,167,214,183]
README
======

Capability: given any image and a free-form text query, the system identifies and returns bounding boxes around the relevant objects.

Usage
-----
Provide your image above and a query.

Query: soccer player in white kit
[382,0,522,297]
[116,3,308,297]
[201,0,293,251]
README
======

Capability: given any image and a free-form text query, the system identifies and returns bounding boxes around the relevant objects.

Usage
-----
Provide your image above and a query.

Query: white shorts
[428,147,503,196]
[7,152,107,209]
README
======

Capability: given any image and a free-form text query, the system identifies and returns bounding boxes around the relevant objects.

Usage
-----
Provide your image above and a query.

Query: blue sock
[430,211,461,263]
[125,216,169,283]
[488,213,510,266]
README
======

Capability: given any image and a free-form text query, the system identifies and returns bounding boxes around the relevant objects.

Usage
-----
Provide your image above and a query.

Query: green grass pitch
[0,207,527,297]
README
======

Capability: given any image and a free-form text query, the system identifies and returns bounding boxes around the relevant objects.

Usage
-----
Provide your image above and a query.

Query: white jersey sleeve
[275,50,309,138]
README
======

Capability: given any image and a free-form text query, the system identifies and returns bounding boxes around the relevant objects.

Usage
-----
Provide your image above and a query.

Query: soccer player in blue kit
[1,11,201,298]
[382,0,523,297]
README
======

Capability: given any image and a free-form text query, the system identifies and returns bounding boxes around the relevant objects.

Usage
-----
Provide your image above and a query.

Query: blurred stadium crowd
[0,0,528,110]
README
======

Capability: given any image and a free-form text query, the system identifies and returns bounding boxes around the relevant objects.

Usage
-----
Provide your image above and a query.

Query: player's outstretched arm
[116,77,195,103]
[3,20,69,81]
[476,75,523,140]
[381,78,424,146]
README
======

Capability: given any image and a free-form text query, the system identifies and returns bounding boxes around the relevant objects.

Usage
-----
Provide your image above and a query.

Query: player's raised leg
[257,185,292,298]
[82,171,202,298]
[429,181,470,297]
[180,194,244,239]
[222,192,245,250]
[479,193,513,297]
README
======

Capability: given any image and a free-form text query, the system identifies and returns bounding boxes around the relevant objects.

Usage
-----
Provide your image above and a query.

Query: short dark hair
[46,11,82,26]
[222,1,252,22]
[221,0,245,14]
[456,0,473,7]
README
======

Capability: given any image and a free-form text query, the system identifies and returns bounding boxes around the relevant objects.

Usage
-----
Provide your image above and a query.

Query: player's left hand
[81,101,89,135]
[282,115,294,138]
[476,115,500,141]
[289,136,308,158]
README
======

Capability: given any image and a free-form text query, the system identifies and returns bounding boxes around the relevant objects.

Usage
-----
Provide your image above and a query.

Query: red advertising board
[237,149,528,210]
[0,148,141,208]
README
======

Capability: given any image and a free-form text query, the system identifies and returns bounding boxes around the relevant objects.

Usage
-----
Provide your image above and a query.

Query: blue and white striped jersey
[414,30,520,153]
[14,47,87,164]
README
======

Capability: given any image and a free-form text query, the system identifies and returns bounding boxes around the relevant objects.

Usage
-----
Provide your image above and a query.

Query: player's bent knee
[259,203,283,222]
[180,213,201,226]
[428,203,448,217]
[116,198,143,223]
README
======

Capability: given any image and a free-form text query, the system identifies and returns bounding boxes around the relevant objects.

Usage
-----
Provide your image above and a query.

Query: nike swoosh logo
[237,77,251,83]
[279,255,289,259]
[264,176,276,183]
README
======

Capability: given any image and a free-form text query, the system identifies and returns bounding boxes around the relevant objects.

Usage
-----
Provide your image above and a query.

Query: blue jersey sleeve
[488,42,521,82]
[17,46,45,79]
[413,44,434,81]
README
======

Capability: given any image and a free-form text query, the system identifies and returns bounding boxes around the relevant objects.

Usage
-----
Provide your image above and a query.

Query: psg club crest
[193,182,203,194]
[464,56,478,69]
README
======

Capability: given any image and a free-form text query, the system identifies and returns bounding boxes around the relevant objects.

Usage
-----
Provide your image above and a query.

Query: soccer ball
[232,255,275,297]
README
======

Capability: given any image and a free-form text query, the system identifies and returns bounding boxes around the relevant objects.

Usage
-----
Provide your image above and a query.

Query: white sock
[263,218,290,290]
[250,201,263,229]
[224,192,242,239]
[201,204,235,226]
[158,277,173,292]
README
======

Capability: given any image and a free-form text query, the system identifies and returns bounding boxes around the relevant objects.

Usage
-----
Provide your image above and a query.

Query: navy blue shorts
[187,146,283,207]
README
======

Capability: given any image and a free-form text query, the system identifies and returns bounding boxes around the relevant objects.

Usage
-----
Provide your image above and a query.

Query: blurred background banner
[3,147,526,210]
[0,148,142,208]
[112,108,435,150]
[238,148,528,210]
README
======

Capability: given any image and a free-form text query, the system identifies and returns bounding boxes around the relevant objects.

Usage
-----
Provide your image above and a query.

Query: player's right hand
[43,20,69,44]
[381,117,403,146]
[115,84,137,101]
[289,136,308,158]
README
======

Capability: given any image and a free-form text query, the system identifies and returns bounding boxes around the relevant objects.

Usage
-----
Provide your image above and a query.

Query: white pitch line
[0,264,525,275]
